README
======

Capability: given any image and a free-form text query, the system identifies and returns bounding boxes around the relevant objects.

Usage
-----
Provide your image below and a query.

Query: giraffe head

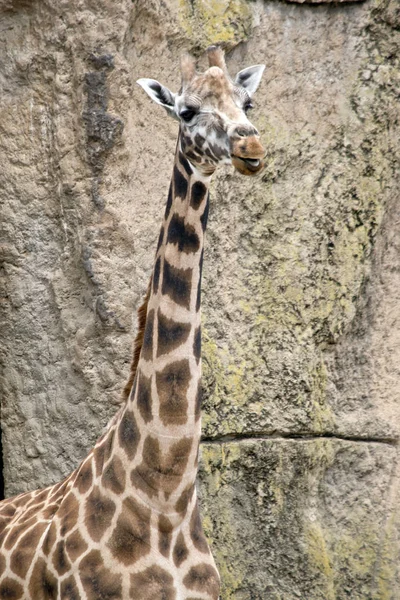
[137,46,265,176]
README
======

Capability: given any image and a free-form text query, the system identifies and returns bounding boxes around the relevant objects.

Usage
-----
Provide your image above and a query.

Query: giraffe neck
[0,142,220,600]
[117,142,211,518]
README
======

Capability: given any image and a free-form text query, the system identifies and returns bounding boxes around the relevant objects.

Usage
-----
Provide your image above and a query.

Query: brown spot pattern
[92,443,105,479]
[162,260,192,309]
[156,359,191,425]
[179,152,193,176]
[157,311,191,358]
[175,483,195,514]
[153,256,162,294]
[85,486,116,542]
[193,327,201,363]
[132,436,193,500]
[136,370,153,423]
[108,496,151,565]
[42,521,57,557]
[156,225,165,253]
[141,309,154,361]
[0,504,16,519]
[58,492,79,537]
[60,576,80,600]
[130,565,176,600]
[10,522,48,578]
[31,489,49,504]
[0,578,24,600]
[80,550,122,600]
[173,531,189,567]
[18,503,45,524]
[173,164,188,199]
[29,557,58,599]
[53,540,71,576]
[49,479,69,502]
[12,493,33,509]
[185,149,197,161]
[118,409,140,460]
[102,455,126,495]
[194,133,205,148]
[190,180,207,210]
[183,563,220,597]
[190,503,210,554]
[65,529,88,562]
[158,515,173,557]
[95,428,115,476]
[196,249,204,312]
[167,213,200,254]
[165,183,173,219]
[195,381,202,420]
[76,459,93,494]
[4,517,37,551]
[200,197,209,232]
[42,503,58,520]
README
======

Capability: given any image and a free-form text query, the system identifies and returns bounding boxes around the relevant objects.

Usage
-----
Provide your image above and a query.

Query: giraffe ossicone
[0,46,265,599]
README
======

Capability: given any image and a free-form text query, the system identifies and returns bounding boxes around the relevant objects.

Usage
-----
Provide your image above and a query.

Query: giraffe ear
[234,65,265,96]
[137,78,176,116]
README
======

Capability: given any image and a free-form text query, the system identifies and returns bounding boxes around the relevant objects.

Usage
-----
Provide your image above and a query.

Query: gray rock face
[199,439,399,599]
[0,0,399,597]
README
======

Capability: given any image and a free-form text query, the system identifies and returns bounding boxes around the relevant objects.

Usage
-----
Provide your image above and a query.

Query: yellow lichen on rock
[199,443,247,598]
[305,522,335,600]
[177,0,253,49]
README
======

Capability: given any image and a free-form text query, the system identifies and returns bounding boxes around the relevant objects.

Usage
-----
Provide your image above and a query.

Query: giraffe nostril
[235,127,248,138]
[234,126,259,139]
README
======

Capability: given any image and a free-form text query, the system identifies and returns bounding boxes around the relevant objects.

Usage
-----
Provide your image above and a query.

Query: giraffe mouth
[231,155,264,175]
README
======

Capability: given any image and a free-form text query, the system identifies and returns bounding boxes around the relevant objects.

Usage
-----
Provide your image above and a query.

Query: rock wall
[0,0,399,597]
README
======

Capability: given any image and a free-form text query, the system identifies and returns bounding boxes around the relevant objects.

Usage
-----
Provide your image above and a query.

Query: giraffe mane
[121,277,152,402]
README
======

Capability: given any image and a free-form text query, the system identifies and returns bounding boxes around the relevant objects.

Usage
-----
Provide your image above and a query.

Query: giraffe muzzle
[231,135,265,176]
[231,155,264,175]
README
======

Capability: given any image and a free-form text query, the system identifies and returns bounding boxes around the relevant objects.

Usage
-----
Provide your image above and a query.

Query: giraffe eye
[244,101,253,113]
[180,108,197,122]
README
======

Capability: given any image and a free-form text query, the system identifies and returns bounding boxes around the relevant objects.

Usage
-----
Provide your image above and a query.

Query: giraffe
[0,46,265,599]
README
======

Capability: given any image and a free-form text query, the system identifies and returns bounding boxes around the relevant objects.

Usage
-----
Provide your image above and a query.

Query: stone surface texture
[0,0,399,598]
